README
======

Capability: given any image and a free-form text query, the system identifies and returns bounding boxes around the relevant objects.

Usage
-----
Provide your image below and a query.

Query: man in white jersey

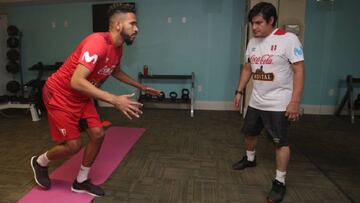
[232,2,304,203]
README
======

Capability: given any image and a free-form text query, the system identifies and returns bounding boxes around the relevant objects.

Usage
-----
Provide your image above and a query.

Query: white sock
[36,152,50,167]
[76,165,91,183]
[275,169,286,184]
[246,150,256,161]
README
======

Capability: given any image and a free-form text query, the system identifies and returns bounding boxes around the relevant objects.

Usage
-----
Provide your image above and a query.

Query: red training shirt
[46,32,123,108]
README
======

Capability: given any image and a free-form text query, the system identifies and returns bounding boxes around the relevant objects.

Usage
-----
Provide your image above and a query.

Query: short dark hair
[248,2,277,27]
[107,2,136,19]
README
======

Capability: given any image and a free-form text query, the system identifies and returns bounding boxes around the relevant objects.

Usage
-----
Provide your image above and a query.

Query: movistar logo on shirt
[294,47,303,57]
[252,66,274,81]
[82,51,98,64]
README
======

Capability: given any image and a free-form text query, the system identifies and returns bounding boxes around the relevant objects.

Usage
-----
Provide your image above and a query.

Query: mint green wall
[7,3,93,80]
[303,0,360,106]
[6,0,360,105]
[6,0,244,101]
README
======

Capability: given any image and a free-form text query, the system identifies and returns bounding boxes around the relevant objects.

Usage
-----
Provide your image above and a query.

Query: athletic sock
[246,150,256,161]
[36,152,50,167]
[76,165,91,183]
[275,169,286,184]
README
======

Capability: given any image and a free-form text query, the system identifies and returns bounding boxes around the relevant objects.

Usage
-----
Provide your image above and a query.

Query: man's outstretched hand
[143,86,161,96]
[112,93,143,120]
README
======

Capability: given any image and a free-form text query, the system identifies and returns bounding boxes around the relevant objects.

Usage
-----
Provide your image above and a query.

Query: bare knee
[64,139,82,155]
[87,127,105,142]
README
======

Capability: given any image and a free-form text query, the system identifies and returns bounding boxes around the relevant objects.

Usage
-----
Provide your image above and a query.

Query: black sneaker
[266,179,286,203]
[30,156,51,189]
[232,155,256,170]
[71,179,105,197]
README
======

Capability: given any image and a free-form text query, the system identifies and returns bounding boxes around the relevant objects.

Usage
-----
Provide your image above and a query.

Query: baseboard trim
[98,100,235,111]
[98,101,338,115]
[302,104,336,115]
[195,101,234,111]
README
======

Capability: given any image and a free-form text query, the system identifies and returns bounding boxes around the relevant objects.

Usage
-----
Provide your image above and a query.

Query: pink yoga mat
[19,127,145,203]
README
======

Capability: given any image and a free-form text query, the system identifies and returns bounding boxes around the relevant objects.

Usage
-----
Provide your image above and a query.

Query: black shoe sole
[232,163,257,170]
[30,156,50,190]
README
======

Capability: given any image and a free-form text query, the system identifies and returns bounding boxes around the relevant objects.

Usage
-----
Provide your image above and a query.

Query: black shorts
[242,106,289,147]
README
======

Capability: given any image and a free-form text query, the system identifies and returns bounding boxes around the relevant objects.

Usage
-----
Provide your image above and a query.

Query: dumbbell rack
[335,75,360,123]
[0,25,41,121]
[138,72,195,117]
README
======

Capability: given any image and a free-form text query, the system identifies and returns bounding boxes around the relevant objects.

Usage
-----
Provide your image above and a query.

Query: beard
[122,31,135,46]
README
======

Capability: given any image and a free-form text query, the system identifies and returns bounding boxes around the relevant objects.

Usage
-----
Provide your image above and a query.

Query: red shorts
[43,85,102,142]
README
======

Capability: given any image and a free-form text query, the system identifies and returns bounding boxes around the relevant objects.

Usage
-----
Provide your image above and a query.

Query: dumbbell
[7,37,19,48]
[139,94,146,101]
[7,49,20,60]
[6,61,20,74]
[144,93,152,101]
[181,88,190,101]
[6,80,21,93]
[169,91,178,101]
[157,91,165,101]
[7,25,19,36]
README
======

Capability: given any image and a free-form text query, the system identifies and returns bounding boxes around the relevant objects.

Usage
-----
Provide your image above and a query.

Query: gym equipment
[0,102,40,121]
[4,25,24,98]
[7,37,19,48]
[27,62,61,111]
[354,94,360,109]
[54,61,63,68]
[169,91,178,101]
[7,25,19,36]
[9,95,20,102]
[6,80,21,93]
[6,61,20,74]
[31,62,44,69]
[336,75,360,123]
[0,95,9,103]
[181,88,190,101]
[139,94,146,101]
[138,72,195,117]
[144,93,152,101]
[0,25,39,121]
[157,91,165,101]
[7,49,20,60]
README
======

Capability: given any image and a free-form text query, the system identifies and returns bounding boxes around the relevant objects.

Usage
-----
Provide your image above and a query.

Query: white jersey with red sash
[245,28,304,111]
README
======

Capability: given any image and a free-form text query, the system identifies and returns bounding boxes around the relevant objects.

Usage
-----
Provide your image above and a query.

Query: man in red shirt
[30,3,160,197]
